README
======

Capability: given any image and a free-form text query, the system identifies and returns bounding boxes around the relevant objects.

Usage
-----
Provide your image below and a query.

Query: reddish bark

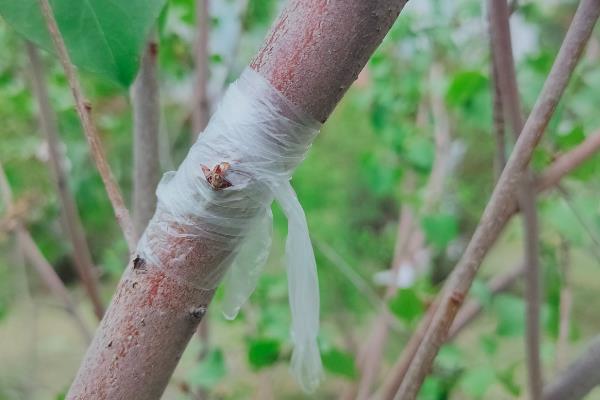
[252,0,407,122]
[67,1,408,399]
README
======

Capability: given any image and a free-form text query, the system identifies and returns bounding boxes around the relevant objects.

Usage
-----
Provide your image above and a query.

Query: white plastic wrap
[137,68,323,392]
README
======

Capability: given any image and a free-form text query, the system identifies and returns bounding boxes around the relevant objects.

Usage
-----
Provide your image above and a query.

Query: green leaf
[0,0,167,86]
[405,135,434,174]
[479,335,498,356]
[493,294,525,337]
[247,338,280,370]
[470,279,493,308]
[188,349,227,389]
[418,376,445,400]
[459,367,496,399]
[496,363,521,396]
[321,348,358,379]
[210,53,223,64]
[389,288,423,323]
[437,344,463,370]
[554,125,585,151]
[421,213,458,249]
[446,70,488,106]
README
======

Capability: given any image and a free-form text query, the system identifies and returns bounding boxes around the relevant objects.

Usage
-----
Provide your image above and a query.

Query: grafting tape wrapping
[137,68,323,392]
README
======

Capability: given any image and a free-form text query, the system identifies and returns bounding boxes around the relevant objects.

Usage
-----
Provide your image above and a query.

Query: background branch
[489,0,543,396]
[0,160,91,342]
[132,39,161,239]
[395,1,600,397]
[26,42,104,320]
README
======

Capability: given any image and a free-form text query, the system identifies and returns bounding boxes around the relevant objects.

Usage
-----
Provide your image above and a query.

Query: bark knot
[132,255,146,271]
[190,305,208,320]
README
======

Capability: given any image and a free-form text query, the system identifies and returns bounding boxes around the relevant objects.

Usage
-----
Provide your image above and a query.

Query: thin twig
[490,42,507,181]
[489,0,543,396]
[536,130,600,192]
[37,0,136,253]
[395,2,600,398]
[26,42,105,320]
[375,263,523,400]
[192,0,210,138]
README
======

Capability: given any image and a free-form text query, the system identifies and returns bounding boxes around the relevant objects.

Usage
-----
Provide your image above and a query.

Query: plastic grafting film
[136,68,323,392]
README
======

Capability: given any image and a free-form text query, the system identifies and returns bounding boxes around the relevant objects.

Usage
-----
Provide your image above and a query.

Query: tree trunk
[66,1,408,399]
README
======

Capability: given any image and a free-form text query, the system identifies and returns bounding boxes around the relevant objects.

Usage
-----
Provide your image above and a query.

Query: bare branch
[26,42,105,320]
[192,0,210,137]
[395,1,600,398]
[489,0,543,396]
[491,44,507,181]
[37,0,136,253]
[132,40,161,238]
[536,129,600,192]
[376,263,524,400]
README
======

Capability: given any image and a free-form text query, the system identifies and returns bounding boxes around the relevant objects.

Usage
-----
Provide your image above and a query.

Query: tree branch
[132,39,160,239]
[395,1,600,398]
[536,129,600,192]
[67,2,409,399]
[192,0,210,137]
[488,0,542,397]
[379,124,600,398]
[491,58,507,181]
[37,0,136,253]
[26,42,105,320]
[448,263,524,340]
